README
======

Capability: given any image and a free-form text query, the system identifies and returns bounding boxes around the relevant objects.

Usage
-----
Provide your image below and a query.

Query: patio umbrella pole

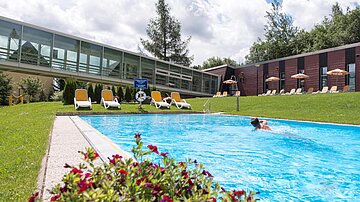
[236,96,239,111]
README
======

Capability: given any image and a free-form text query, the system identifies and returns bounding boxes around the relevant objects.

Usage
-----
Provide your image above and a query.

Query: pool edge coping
[70,116,133,162]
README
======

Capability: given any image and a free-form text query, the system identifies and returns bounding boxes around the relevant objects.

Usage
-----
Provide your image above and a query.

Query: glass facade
[346,63,356,91]
[320,67,328,89]
[0,17,218,95]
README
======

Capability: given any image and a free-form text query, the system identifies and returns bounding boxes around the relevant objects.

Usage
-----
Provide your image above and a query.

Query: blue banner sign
[134,78,148,89]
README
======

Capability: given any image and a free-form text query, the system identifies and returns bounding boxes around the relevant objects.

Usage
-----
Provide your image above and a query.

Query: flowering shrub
[30,134,258,201]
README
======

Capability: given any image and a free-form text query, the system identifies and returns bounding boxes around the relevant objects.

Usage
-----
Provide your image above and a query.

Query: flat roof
[0,15,218,77]
[204,42,360,71]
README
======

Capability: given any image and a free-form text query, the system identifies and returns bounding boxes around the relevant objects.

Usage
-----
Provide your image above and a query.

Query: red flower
[247,195,252,202]
[109,154,122,164]
[202,170,214,177]
[134,133,141,138]
[233,190,245,196]
[50,194,60,201]
[76,179,93,194]
[70,167,83,175]
[136,177,146,185]
[161,195,174,202]
[207,197,217,202]
[84,172,91,178]
[178,162,185,166]
[147,144,159,154]
[84,151,99,161]
[160,152,169,157]
[94,152,99,159]
[182,170,189,179]
[187,179,194,188]
[28,192,39,202]
[144,182,154,188]
[119,169,128,175]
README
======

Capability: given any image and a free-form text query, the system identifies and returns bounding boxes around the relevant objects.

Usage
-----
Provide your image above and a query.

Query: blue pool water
[81,114,360,201]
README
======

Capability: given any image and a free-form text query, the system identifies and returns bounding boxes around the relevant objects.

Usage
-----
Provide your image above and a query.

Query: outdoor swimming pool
[81,114,360,201]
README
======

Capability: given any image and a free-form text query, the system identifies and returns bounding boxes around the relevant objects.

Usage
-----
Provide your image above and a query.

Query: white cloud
[282,0,359,30]
[0,0,357,66]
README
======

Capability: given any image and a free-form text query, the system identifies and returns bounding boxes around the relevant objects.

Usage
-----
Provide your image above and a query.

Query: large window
[0,19,21,61]
[102,48,122,78]
[155,62,169,86]
[202,74,211,94]
[181,68,192,90]
[141,58,155,84]
[123,53,139,80]
[192,72,202,92]
[53,34,79,72]
[169,65,181,88]
[21,26,52,67]
[297,69,305,89]
[211,76,218,94]
[79,42,102,75]
[346,63,355,91]
[280,72,285,90]
[320,67,328,89]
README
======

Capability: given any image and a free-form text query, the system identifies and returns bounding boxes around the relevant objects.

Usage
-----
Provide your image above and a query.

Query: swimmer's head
[250,117,261,129]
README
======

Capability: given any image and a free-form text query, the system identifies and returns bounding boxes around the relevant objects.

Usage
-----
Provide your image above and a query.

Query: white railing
[203,99,211,113]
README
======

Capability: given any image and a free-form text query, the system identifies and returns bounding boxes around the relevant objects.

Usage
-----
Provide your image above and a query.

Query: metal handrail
[203,99,211,113]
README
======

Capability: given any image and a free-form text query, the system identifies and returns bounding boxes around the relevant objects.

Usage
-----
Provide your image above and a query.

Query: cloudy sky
[0,0,358,66]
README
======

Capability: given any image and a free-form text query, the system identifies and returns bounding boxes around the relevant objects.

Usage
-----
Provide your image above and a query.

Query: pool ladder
[203,99,211,113]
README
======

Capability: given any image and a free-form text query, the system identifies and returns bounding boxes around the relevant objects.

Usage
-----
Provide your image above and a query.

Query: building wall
[356,47,360,91]
[208,43,360,96]
[257,65,264,94]
[304,54,320,91]
[268,62,279,91]
[328,50,345,88]
[285,59,297,92]
[235,66,256,96]
[3,71,53,98]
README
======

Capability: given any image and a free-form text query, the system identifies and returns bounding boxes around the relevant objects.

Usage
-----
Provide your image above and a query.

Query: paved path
[40,116,130,201]
[41,116,91,201]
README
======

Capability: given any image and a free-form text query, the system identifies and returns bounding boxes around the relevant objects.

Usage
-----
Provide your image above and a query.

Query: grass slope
[0,92,359,200]
[188,92,360,124]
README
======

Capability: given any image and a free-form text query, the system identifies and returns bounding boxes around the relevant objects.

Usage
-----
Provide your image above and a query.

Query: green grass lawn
[0,92,359,200]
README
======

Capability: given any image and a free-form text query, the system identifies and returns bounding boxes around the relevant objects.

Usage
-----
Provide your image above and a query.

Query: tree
[111,85,116,97]
[140,0,193,66]
[245,1,299,63]
[63,80,76,105]
[124,86,132,102]
[87,83,95,102]
[0,74,12,105]
[94,84,103,104]
[117,86,124,102]
[39,89,47,102]
[19,77,43,102]
[201,57,238,70]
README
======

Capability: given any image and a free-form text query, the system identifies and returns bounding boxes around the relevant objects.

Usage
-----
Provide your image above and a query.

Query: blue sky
[0,0,357,65]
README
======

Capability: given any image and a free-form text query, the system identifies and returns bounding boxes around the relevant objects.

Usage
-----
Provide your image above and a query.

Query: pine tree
[0,74,12,105]
[140,0,193,66]
[124,86,132,102]
[94,84,103,104]
[117,86,124,102]
[63,80,76,105]
[87,83,95,102]
[111,85,116,96]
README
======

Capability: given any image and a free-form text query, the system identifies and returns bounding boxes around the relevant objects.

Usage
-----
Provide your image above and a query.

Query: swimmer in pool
[250,117,272,131]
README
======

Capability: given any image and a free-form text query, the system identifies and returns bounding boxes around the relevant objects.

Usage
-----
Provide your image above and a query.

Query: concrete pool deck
[39,116,131,201]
